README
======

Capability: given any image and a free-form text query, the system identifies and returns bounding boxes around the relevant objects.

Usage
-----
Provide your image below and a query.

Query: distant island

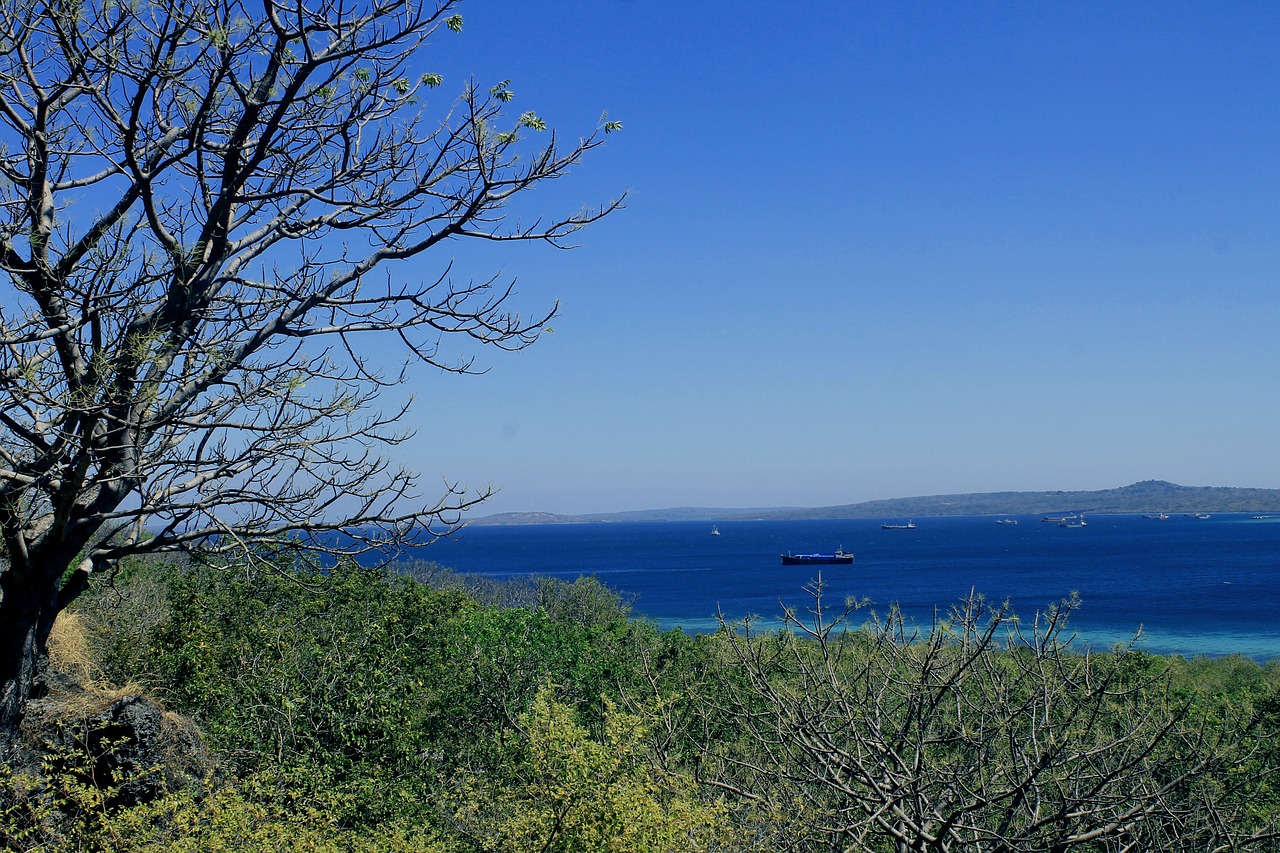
[472,480,1280,526]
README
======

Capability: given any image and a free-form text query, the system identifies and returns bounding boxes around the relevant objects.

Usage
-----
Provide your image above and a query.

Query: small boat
[1059,514,1087,528]
[711,525,720,536]
[781,548,854,565]
[881,520,916,530]
[1144,513,1169,520]
[996,518,1018,525]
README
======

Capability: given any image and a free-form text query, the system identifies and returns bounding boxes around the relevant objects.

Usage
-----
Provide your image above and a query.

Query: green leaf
[519,112,546,131]
[446,14,463,32]
[604,120,623,134]
[421,72,444,88]
[490,80,515,103]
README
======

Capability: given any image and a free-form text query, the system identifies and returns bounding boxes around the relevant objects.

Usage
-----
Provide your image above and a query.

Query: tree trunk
[0,575,55,732]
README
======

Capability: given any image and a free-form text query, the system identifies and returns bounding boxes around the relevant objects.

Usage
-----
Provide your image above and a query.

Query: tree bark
[0,573,56,732]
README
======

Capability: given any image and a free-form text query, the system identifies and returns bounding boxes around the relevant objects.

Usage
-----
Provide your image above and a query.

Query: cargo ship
[780,549,854,566]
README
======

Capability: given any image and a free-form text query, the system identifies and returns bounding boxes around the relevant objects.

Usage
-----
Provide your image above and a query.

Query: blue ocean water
[408,514,1280,660]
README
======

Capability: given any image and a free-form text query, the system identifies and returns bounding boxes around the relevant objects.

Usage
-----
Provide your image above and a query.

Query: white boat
[711,525,720,536]
[882,520,916,530]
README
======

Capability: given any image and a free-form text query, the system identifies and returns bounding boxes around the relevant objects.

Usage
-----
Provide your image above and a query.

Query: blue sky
[396,0,1280,516]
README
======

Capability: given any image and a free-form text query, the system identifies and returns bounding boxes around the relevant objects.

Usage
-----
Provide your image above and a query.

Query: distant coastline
[471,480,1280,526]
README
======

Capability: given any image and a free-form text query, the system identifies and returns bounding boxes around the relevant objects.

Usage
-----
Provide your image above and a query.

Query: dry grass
[41,682,152,718]
[48,611,96,684]
[47,611,147,706]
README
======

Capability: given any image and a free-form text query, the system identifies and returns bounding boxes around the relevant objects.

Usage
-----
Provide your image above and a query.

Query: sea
[405,513,1280,661]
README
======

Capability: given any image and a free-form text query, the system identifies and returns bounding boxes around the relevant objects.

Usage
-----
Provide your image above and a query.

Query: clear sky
[393,0,1280,516]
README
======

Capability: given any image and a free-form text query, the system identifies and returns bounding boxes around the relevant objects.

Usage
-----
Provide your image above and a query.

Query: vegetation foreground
[3,555,1279,852]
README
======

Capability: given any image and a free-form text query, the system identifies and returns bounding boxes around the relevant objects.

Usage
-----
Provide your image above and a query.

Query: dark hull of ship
[781,553,854,565]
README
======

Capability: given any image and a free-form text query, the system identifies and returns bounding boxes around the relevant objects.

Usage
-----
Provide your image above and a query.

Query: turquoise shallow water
[409,513,1280,660]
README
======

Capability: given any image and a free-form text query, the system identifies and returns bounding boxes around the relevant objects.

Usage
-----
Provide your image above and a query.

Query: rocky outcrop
[3,676,209,808]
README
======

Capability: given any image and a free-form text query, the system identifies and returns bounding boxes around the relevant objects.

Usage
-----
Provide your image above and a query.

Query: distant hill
[471,481,1280,525]
[753,480,1280,519]
[471,506,797,526]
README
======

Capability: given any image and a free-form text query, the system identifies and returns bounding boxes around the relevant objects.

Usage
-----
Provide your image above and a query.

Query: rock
[6,683,209,808]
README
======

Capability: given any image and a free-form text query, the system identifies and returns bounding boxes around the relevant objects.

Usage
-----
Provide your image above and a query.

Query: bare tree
[0,0,621,728]
[694,584,1280,852]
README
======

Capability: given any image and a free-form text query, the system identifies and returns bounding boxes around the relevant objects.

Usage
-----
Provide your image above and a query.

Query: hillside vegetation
[476,480,1280,524]
[4,554,1279,851]
[778,479,1280,519]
